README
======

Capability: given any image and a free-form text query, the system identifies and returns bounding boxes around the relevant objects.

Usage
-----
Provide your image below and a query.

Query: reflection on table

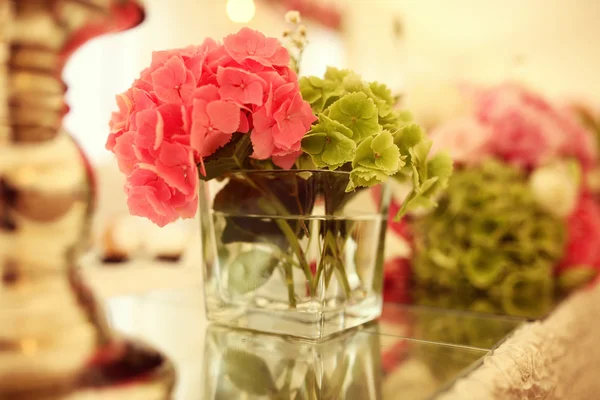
[103,288,523,399]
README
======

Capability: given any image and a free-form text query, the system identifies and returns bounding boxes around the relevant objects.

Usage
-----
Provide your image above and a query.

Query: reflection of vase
[202,324,382,399]
[200,170,391,339]
[0,1,174,398]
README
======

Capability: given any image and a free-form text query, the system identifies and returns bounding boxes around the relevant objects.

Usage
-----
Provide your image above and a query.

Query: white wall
[342,0,600,108]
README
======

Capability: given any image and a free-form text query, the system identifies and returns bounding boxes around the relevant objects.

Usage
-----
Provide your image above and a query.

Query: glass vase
[199,170,391,340]
[202,324,382,399]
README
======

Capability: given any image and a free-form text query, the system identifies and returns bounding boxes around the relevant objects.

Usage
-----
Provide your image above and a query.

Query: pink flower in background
[106,28,314,226]
[558,193,600,273]
[429,117,493,166]
[470,83,598,169]
[556,109,598,171]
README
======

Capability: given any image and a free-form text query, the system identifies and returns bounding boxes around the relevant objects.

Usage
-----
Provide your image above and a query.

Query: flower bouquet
[384,83,600,319]
[106,13,451,339]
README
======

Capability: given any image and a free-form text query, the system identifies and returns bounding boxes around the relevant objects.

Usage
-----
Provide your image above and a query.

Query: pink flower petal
[272,150,301,169]
[206,100,240,133]
[113,131,138,174]
[223,27,289,68]
[156,142,195,195]
[192,85,220,102]
[135,108,161,149]
[202,131,233,157]
[217,67,266,106]
[151,56,195,104]
[238,111,250,133]
[250,126,275,160]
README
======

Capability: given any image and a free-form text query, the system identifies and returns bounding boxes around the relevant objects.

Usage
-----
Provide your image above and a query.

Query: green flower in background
[410,159,565,318]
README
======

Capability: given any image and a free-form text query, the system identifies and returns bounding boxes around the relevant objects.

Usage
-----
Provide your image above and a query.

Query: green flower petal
[501,271,553,318]
[321,131,357,167]
[328,93,380,141]
[346,167,388,192]
[371,129,395,150]
[463,249,506,290]
[352,136,374,168]
[324,66,353,83]
[394,123,424,155]
[301,132,327,154]
[375,145,400,172]
[370,82,394,106]
[301,114,356,169]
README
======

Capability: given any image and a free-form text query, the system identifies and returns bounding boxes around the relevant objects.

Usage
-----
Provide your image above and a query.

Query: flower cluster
[106,28,315,226]
[382,83,600,317]
[300,67,452,211]
[430,83,598,170]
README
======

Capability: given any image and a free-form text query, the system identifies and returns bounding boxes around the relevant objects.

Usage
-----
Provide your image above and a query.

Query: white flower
[528,161,580,217]
[285,10,301,24]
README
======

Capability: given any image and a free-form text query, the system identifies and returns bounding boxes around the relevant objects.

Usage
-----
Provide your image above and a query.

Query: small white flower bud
[285,10,301,24]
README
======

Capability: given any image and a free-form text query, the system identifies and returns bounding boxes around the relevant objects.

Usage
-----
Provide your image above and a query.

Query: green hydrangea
[300,67,452,217]
[410,160,564,317]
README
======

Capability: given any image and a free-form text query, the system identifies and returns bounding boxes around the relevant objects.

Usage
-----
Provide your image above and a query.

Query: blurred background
[68,0,600,265]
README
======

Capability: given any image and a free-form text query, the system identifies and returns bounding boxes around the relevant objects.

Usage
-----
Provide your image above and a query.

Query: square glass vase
[199,170,391,340]
[202,324,382,399]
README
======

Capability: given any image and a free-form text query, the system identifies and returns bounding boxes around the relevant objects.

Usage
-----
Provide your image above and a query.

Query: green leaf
[200,134,253,181]
[227,249,278,294]
[327,93,380,141]
[223,349,278,395]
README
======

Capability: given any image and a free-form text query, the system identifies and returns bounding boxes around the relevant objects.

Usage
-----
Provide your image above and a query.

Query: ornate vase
[0,1,174,398]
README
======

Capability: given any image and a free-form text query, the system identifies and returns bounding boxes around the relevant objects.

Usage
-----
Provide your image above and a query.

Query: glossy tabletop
[103,287,524,399]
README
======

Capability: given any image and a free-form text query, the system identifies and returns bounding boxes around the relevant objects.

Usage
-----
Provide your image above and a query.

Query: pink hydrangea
[106,28,315,226]
[472,83,598,170]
